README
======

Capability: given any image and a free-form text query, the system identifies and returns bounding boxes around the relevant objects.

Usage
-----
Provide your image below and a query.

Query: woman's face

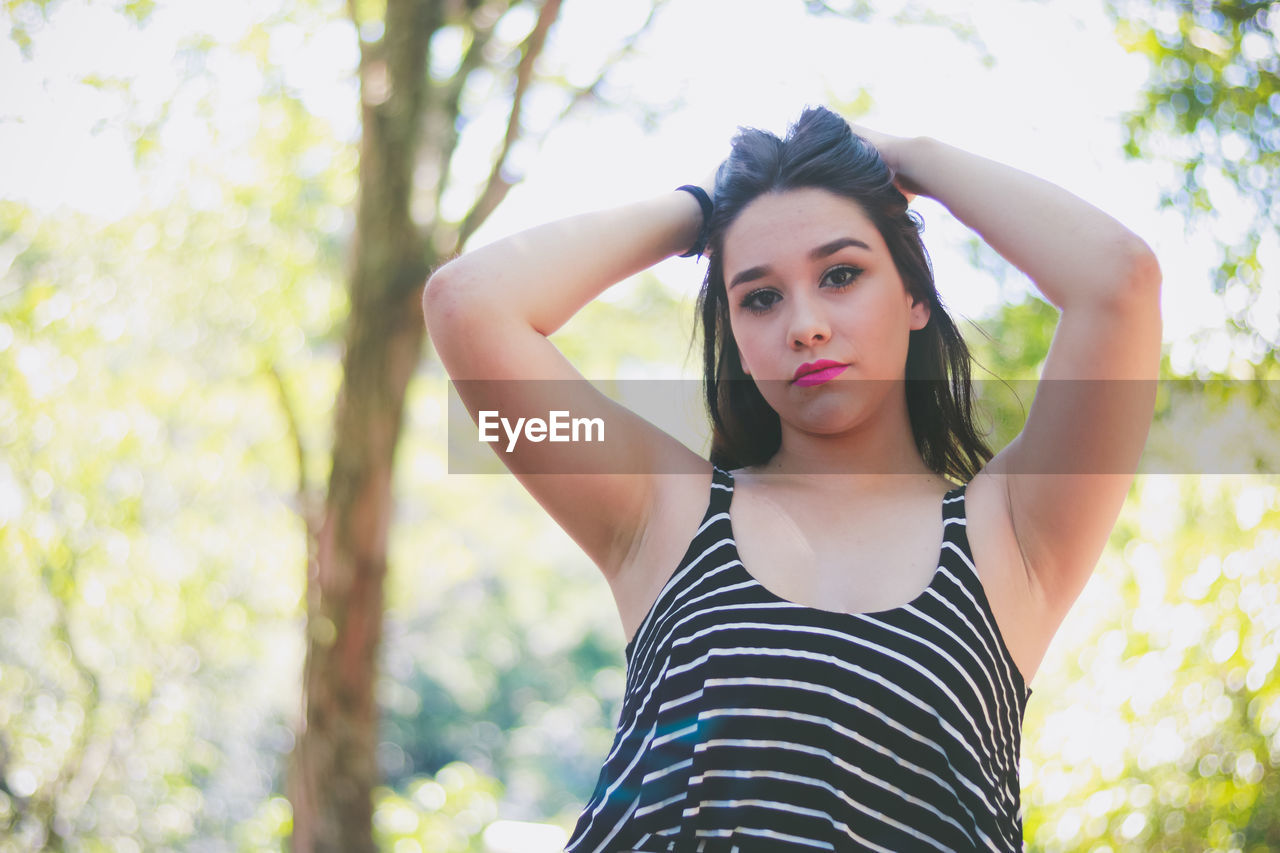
[722,187,930,434]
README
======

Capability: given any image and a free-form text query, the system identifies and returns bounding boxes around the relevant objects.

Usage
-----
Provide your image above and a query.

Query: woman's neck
[747,383,944,489]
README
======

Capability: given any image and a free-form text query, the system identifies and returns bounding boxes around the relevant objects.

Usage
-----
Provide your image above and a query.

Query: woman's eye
[822,265,864,288]
[740,289,781,313]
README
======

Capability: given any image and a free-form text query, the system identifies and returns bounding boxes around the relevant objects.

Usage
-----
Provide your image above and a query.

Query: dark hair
[695,106,992,482]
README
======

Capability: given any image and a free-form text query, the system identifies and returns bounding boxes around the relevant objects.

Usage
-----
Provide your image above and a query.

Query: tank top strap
[707,465,735,516]
[940,481,1031,701]
[941,482,973,560]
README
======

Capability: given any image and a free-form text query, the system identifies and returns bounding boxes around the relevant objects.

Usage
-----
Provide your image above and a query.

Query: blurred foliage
[0,195,312,846]
[962,297,1060,454]
[370,762,502,853]
[4,0,156,57]
[1109,0,1280,364]
[0,2,352,845]
[1023,476,1280,852]
[379,470,629,824]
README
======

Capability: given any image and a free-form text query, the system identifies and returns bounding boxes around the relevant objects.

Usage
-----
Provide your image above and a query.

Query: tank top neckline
[702,464,1030,699]
[713,465,965,622]
[623,464,1031,698]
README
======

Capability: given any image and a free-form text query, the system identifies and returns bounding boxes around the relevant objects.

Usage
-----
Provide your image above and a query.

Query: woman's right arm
[423,188,712,579]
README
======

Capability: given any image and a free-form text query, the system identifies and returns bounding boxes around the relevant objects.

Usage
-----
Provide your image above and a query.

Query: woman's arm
[423,186,711,581]
[427,190,705,348]
[864,128,1162,618]
[867,131,1161,320]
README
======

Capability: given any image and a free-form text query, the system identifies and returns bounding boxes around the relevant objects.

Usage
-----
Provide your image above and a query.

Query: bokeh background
[1,0,1278,850]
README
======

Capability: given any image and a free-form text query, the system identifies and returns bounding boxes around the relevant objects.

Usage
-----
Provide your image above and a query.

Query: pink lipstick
[793,359,849,387]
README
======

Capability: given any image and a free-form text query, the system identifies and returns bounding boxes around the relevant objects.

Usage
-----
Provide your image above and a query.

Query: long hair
[695,106,992,482]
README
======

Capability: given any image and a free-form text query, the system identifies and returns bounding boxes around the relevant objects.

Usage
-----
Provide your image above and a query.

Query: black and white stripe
[568,467,1031,852]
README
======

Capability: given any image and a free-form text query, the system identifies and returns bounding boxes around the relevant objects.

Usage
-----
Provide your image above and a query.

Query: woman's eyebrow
[728,265,770,290]
[729,237,873,290]
[810,236,871,259]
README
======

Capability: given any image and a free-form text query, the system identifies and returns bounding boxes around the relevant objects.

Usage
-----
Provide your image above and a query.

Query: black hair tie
[675,184,713,258]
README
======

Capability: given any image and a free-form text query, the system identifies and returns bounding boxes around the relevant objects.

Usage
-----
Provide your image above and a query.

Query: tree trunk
[289,0,436,848]
[284,0,580,844]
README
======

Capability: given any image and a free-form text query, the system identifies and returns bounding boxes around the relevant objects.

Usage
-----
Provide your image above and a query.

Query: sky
[1,0,1276,373]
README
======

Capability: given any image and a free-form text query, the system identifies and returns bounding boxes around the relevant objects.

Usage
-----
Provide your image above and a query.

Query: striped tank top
[567,466,1031,852]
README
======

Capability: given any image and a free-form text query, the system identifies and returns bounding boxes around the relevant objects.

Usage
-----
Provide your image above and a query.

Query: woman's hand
[847,123,920,201]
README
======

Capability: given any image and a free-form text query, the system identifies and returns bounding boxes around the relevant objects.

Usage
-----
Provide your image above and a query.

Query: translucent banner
[445,379,1280,475]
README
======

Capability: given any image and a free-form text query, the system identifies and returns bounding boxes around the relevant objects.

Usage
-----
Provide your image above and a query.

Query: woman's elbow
[1121,236,1162,300]
[1092,234,1161,313]
[422,259,474,338]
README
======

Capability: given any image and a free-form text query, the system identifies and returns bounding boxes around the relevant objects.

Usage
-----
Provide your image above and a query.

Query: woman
[423,107,1161,852]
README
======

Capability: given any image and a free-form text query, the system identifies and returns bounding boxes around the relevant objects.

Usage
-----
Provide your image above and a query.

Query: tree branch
[456,0,563,247]
[37,555,103,846]
[805,1,991,64]
[549,0,666,125]
[448,0,672,252]
[433,19,499,213]
[264,361,318,536]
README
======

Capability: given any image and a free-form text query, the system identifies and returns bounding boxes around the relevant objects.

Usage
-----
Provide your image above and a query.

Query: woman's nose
[788,299,830,349]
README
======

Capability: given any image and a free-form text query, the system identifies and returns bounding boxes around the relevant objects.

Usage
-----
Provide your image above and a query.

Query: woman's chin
[777,401,868,437]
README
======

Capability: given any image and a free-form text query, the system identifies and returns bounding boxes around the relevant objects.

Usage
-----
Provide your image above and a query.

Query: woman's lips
[792,360,849,387]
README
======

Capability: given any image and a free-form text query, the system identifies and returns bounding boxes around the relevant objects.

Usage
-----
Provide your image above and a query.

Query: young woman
[423,107,1161,852]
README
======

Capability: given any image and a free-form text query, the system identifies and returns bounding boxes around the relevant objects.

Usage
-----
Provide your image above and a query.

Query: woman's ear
[739,351,752,376]
[908,295,931,331]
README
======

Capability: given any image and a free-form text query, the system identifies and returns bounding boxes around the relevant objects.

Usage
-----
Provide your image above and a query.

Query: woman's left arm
[871,129,1163,617]
[871,131,1162,314]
